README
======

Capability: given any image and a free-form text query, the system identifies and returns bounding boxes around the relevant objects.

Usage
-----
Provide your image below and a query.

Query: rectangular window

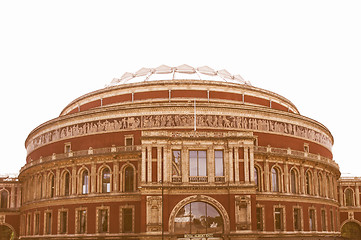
[293,208,302,231]
[321,209,326,231]
[123,208,133,233]
[98,209,109,233]
[45,212,52,235]
[330,210,334,231]
[309,209,316,231]
[125,137,133,146]
[256,207,263,231]
[27,214,31,235]
[78,210,87,234]
[64,143,71,153]
[214,150,224,177]
[34,213,40,235]
[274,208,283,231]
[59,211,67,234]
[172,150,182,182]
[189,150,207,177]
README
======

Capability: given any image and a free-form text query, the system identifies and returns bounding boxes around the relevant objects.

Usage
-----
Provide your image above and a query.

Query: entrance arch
[0,224,15,240]
[341,221,361,240]
[169,195,230,239]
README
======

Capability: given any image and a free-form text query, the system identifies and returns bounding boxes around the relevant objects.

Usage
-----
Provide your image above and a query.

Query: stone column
[91,162,96,193]
[10,185,15,208]
[141,146,147,183]
[355,184,360,207]
[339,186,344,206]
[300,165,305,194]
[234,147,239,183]
[16,186,21,208]
[157,147,162,183]
[244,146,249,183]
[284,163,289,193]
[182,147,189,182]
[55,168,60,196]
[228,147,234,182]
[163,147,170,183]
[209,146,215,183]
[147,147,152,183]
[113,161,119,192]
[264,160,270,192]
[249,146,255,183]
[72,165,77,195]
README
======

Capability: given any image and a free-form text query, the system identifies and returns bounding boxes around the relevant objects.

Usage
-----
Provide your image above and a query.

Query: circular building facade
[19,65,341,239]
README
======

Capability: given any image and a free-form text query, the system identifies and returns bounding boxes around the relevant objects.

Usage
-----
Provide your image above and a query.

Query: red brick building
[1,65,360,239]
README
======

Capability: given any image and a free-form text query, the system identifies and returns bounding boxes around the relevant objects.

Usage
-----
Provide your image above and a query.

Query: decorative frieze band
[27,114,332,154]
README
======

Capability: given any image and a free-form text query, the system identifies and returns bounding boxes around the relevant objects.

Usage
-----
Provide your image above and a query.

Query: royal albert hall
[12,65,347,239]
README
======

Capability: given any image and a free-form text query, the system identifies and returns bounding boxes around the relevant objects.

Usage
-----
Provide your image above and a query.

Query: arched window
[38,176,43,199]
[271,167,280,192]
[50,174,55,198]
[254,167,260,191]
[124,166,134,192]
[82,170,89,194]
[305,171,312,195]
[174,201,224,234]
[0,190,8,208]
[345,188,354,206]
[101,168,111,193]
[327,176,332,198]
[290,169,298,194]
[64,171,70,196]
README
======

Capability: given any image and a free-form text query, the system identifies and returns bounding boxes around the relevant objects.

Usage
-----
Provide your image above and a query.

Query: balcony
[21,145,141,172]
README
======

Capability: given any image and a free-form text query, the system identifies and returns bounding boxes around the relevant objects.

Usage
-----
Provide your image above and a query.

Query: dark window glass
[45,212,52,234]
[34,213,40,235]
[290,170,297,193]
[125,138,133,146]
[321,210,326,231]
[98,209,108,233]
[50,175,55,198]
[64,172,70,196]
[124,167,134,192]
[254,167,259,191]
[330,210,334,231]
[0,191,8,208]
[102,168,111,193]
[79,210,86,234]
[274,208,283,231]
[60,211,67,234]
[272,168,280,192]
[256,207,263,231]
[309,209,316,231]
[293,208,301,231]
[306,172,312,195]
[345,189,354,206]
[123,208,133,233]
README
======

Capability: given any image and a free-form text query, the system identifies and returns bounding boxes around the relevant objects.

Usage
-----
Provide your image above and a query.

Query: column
[300,165,305,194]
[264,160,270,192]
[209,147,215,182]
[91,162,96,193]
[163,147,170,183]
[141,146,147,183]
[72,165,77,195]
[113,161,119,192]
[229,147,234,182]
[234,147,239,182]
[284,163,289,193]
[55,168,60,196]
[147,147,152,183]
[244,146,249,183]
[182,148,188,182]
[249,146,255,183]
[157,147,162,182]
[355,184,360,207]
[16,187,21,208]
[10,185,15,208]
[339,186,344,206]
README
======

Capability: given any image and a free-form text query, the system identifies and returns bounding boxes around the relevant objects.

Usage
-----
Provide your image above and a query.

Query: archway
[169,195,230,240]
[0,224,15,240]
[341,221,361,240]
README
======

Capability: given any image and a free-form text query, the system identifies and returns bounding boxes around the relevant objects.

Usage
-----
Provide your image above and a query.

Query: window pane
[309,209,315,231]
[0,191,8,208]
[125,167,134,192]
[291,170,297,193]
[46,212,52,234]
[272,168,279,192]
[191,202,207,234]
[82,171,88,194]
[256,207,263,231]
[274,208,282,230]
[102,168,111,193]
[215,151,224,177]
[293,208,301,231]
[60,211,67,234]
[123,208,133,233]
[189,151,198,176]
[98,209,108,233]
[254,168,259,191]
[198,152,207,177]
[79,210,86,233]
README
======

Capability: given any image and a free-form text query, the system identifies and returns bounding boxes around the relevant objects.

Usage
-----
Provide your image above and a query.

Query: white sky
[0,0,360,177]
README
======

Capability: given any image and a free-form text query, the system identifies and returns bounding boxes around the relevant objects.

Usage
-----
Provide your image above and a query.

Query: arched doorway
[0,224,15,240]
[169,195,230,240]
[341,221,361,240]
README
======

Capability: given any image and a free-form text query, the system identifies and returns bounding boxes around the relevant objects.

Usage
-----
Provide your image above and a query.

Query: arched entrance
[341,221,361,240]
[0,224,15,240]
[169,195,230,240]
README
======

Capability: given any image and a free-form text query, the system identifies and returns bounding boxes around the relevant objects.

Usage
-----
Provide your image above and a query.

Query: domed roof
[108,64,251,86]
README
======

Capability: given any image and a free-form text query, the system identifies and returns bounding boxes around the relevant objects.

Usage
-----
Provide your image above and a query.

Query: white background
[0,0,360,176]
